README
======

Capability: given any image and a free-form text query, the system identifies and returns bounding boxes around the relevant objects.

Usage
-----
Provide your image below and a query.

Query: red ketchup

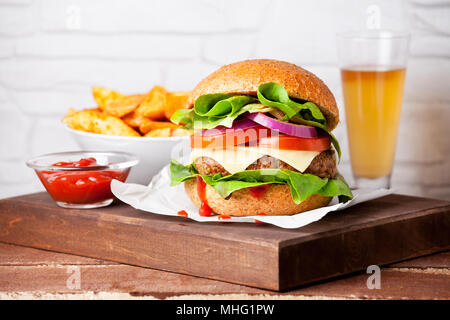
[255,213,266,224]
[218,215,231,220]
[53,157,98,168]
[248,184,271,198]
[37,157,129,204]
[196,176,212,216]
[177,210,188,217]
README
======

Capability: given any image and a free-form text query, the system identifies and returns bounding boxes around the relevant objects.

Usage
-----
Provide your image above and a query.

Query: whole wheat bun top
[188,59,339,130]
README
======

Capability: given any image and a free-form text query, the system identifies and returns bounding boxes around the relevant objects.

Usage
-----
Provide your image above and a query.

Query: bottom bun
[184,179,332,216]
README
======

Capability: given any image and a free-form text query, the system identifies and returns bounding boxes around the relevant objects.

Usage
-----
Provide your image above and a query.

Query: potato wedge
[139,120,180,135]
[135,85,167,119]
[63,108,102,132]
[67,85,190,138]
[64,107,78,118]
[122,111,149,129]
[63,108,140,137]
[171,128,194,136]
[164,91,190,120]
[144,127,172,137]
[92,87,124,111]
[94,115,140,137]
[105,94,144,118]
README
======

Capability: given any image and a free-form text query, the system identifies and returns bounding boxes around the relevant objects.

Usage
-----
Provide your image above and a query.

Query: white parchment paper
[111,165,393,229]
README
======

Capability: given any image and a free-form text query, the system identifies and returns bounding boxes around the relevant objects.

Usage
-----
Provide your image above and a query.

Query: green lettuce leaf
[171,94,271,130]
[170,160,198,185]
[170,109,193,127]
[170,160,353,204]
[194,94,253,117]
[257,82,326,125]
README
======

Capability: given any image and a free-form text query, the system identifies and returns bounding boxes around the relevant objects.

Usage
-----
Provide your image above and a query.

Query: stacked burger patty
[195,150,337,179]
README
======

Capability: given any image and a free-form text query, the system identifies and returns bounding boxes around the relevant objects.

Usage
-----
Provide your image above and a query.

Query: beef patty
[194,149,337,179]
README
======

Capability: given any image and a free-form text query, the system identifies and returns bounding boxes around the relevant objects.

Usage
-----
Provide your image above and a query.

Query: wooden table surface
[0,242,448,300]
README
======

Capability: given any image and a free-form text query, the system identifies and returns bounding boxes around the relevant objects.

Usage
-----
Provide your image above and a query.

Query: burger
[169,59,352,216]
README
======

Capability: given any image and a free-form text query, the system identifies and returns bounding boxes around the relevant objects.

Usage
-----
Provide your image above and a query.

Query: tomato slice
[257,134,330,151]
[191,125,271,149]
[191,126,331,151]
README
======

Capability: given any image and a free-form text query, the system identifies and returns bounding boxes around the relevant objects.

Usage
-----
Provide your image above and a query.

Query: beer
[341,67,406,178]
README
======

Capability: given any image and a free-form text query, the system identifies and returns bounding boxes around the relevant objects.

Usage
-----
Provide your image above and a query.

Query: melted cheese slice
[190,147,319,174]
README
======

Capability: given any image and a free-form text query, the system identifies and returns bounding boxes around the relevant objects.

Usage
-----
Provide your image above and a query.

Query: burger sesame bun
[184,179,332,217]
[188,59,339,130]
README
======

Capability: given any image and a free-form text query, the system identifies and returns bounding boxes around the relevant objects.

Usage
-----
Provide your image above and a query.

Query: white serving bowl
[65,126,190,185]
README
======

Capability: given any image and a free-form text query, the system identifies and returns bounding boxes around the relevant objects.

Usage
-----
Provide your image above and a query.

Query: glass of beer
[337,31,409,189]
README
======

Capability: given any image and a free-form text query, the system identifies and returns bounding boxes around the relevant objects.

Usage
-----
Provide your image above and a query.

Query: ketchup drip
[255,212,266,223]
[177,210,188,217]
[196,176,212,216]
[218,215,231,220]
[248,184,271,198]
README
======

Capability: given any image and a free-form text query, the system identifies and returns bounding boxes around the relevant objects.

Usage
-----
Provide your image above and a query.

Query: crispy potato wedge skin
[122,111,149,129]
[65,86,193,138]
[63,108,102,132]
[104,94,144,118]
[122,113,180,135]
[92,87,124,111]
[135,85,168,120]
[139,120,180,135]
[63,109,140,137]
[144,127,172,137]
[164,91,190,119]
[95,115,140,137]
[144,127,193,137]
[171,128,194,136]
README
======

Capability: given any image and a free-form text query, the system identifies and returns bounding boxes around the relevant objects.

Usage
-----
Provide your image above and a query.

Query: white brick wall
[0,0,449,201]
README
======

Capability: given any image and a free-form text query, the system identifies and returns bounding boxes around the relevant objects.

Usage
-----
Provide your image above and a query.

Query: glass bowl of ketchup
[26,151,139,209]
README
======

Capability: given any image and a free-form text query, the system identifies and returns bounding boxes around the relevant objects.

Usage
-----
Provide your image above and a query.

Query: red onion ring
[199,118,259,136]
[245,112,318,138]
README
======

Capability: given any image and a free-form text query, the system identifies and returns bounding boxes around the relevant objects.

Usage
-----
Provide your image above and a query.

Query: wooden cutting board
[0,192,449,291]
